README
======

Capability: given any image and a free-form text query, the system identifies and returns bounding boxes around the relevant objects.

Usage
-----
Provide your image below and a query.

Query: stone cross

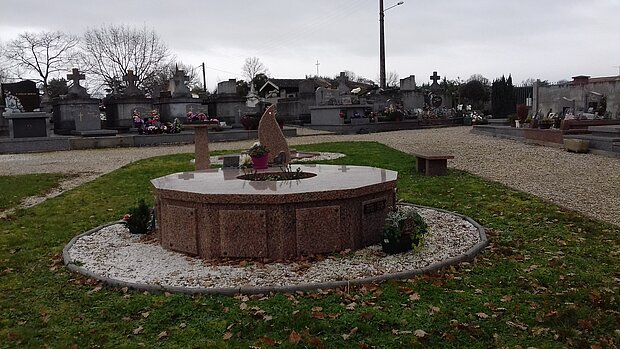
[173,69,189,86]
[170,69,191,97]
[123,70,139,87]
[68,68,85,86]
[430,71,441,84]
[123,70,142,96]
[66,68,89,98]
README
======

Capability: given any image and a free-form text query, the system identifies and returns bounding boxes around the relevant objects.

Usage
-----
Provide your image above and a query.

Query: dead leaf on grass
[500,295,512,302]
[288,330,302,344]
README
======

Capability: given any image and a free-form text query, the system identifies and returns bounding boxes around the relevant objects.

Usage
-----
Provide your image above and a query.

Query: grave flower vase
[251,154,269,169]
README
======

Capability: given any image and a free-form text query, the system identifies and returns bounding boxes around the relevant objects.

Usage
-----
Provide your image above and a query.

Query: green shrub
[382,206,427,253]
[125,198,152,234]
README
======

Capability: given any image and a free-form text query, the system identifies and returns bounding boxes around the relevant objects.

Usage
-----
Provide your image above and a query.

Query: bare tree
[3,31,79,93]
[374,71,399,87]
[241,57,268,90]
[142,60,201,96]
[81,24,170,92]
[386,71,399,87]
[467,74,490,86]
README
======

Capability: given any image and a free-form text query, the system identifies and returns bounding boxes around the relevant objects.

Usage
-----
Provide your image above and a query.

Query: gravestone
[336,72,349,95]
[429,71,441,92]
[104,70,152,131]
[123,70,142,96]
[1,80,40,112]
[315,86,339,105]
[258,105,290,164]
[169,70,192,98]
[203,79,254,126]
[53,68,117,136]
[155,69,202,123]
[3,112,50,138]
[2,82,50,138]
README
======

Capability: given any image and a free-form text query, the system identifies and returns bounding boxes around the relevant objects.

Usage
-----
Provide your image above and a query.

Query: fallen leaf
[141,311,150,318]
[311,306,323,312]
[223,332,233,340]
[414,329,427,338]
[392,329,412,335]
[239,303,248,310]
[133,326,144,335]
[157,331,168,340]
[346,302,357,310]
[306,336,322,347]
[506,321,528,331]
[429,306,440,314]
[409,293,421,301]
[577,319,593,330]
[500,295,512,302]
[311,312,326,319]
[179,322,187,329]
[260,336,277,346]
[263,315,273,321]
[442,332,455,341]
[88,285,103,294]
[476,312,490,319]
[288,330,302,344]
[360,312,373,321]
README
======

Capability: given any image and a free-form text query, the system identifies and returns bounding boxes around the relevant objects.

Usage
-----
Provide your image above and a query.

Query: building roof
[570,75,620,85]
[259,79,305,92]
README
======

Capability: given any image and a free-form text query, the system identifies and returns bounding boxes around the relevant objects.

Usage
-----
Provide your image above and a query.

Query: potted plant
[247,142,269,169]
[381,206,428,254]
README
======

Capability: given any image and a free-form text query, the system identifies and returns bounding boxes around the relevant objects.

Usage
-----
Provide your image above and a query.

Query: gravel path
[1,126,618,226]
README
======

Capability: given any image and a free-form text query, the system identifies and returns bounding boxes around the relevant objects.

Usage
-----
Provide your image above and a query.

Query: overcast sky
[2,0,619,91]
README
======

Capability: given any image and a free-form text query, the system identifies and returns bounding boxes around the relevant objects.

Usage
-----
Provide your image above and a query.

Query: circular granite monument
[151,164,398,260]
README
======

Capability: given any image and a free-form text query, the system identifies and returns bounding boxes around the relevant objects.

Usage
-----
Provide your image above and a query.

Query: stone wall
[536,79,620,118]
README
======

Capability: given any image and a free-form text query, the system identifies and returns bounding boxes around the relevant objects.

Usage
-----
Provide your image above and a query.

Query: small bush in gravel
[382,206,427,254]
[125,198,152,234]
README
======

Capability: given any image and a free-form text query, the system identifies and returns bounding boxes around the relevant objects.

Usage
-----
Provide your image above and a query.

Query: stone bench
[412,152,454,176]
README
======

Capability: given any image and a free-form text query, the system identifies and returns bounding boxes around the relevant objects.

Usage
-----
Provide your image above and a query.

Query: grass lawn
[0,173,66,211]
[0,142,618,348]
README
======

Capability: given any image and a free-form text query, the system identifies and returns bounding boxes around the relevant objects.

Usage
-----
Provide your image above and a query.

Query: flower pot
[251,154,269,169]
[381,234,415,254]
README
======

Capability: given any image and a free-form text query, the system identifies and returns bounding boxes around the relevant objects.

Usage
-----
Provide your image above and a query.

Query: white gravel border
[63,204,487,295]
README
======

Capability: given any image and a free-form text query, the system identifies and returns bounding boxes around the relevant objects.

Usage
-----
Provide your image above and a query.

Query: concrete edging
[63,203,488,295]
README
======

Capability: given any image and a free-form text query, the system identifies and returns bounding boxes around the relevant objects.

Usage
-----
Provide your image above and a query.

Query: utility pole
[379,0,386,89]
[315,60,320,77]
[201,62,207,93]
[379,0,403,89]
